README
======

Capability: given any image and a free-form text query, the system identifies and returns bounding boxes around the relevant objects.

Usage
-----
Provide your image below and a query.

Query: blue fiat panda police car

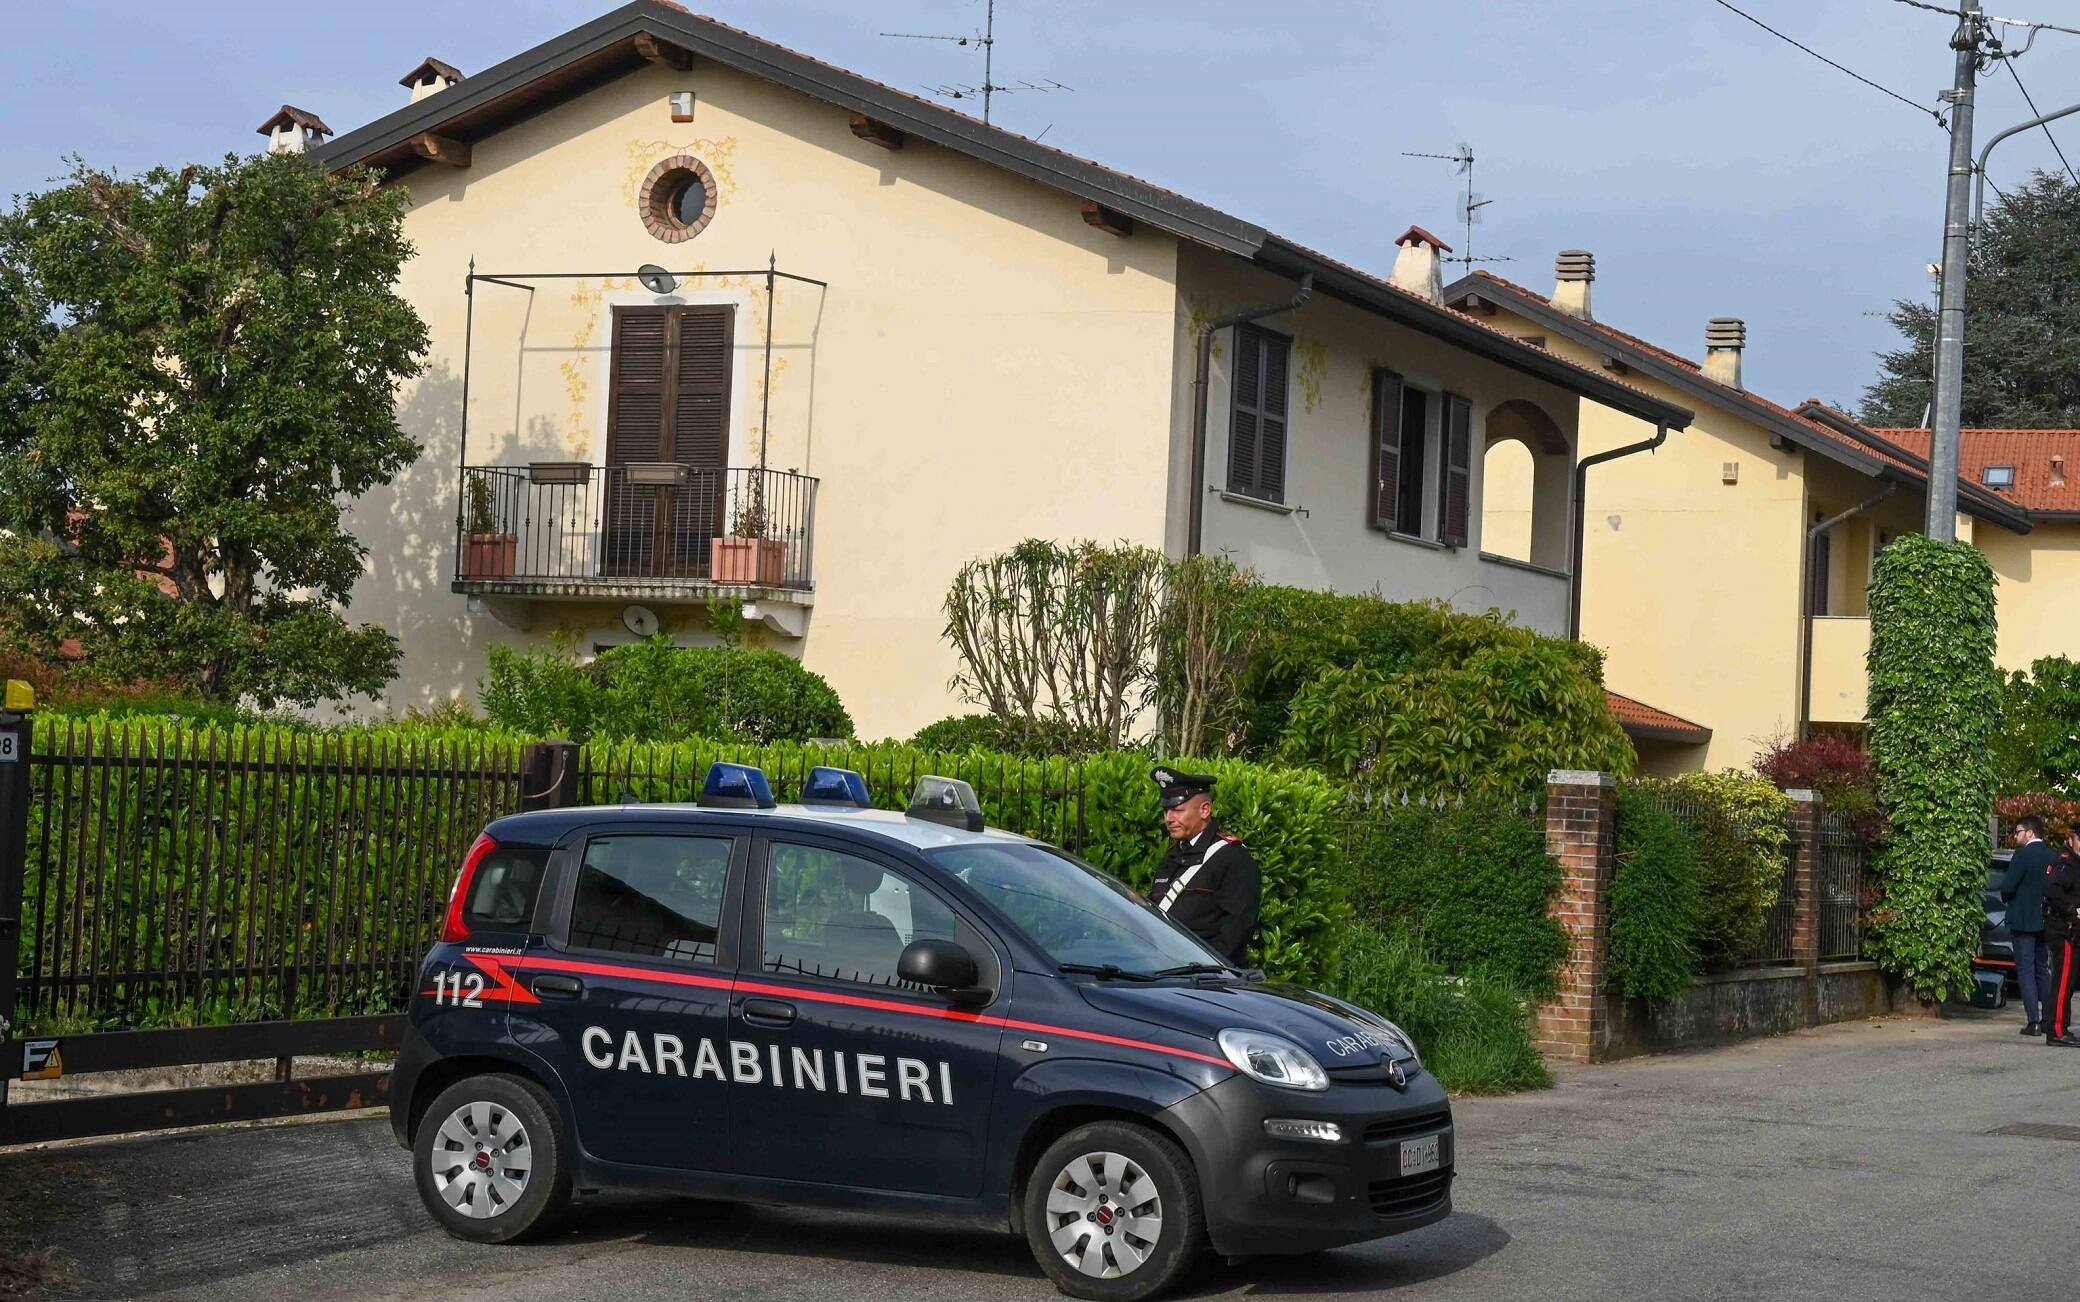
[392,764,1453,1300]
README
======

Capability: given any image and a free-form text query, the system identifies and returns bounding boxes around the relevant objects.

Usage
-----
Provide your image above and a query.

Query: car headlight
[1217,1028,1329,1091]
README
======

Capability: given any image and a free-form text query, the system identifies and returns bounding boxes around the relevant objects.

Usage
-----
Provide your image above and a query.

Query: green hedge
[1332,924,1550,1094]
[1647,772,1792,969]
[1334,798,1567,998]
[1866,535,2002,1002]
[909,712,1107,758]
[1608,784,1702,1001]
[482,636,853,744]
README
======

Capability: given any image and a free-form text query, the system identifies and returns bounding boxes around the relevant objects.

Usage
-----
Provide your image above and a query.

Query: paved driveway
[5,1010,2077,1300]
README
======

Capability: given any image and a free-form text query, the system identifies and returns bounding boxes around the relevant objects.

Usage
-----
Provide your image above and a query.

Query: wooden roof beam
[408,132,472,167]
[1080,201,1132,237]
[848,113,904,150]
[634,32,694,70]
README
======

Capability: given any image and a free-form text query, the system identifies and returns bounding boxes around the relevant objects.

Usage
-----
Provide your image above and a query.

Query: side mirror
[898,938,980,995]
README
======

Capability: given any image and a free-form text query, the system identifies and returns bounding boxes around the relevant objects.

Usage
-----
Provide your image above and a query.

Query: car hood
[1077,979,1409,1069]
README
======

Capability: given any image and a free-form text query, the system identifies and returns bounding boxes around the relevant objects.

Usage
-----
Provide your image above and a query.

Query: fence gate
[1,715,529,1145]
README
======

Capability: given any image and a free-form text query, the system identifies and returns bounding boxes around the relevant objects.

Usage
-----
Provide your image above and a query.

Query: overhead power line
[2001,58,2080,186]
[1890,0,2080,36]
[1712,0,1945,125]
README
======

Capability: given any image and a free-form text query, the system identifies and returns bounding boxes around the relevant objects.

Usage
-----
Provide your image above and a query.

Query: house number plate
[0,732,17,763]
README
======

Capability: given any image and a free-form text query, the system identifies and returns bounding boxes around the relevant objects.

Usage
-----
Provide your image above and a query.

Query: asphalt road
[5,1010,2078,1301]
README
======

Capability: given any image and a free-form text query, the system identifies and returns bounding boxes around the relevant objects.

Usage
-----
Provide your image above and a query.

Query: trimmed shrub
[1651,771,1793,968]
[1866,535,2001,1003]
[1336,798,1567,998]
[1608,785,1701,1001]
[481,636,852,744]
[909,712,1107,758]
[1996,791,2080,841]
[1756,733,1884,846]
[1333,924,1550,1095]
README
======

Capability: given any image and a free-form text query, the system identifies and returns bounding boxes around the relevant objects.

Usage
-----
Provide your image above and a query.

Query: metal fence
[1624,784,1801,969]
[1818,810,1867,961]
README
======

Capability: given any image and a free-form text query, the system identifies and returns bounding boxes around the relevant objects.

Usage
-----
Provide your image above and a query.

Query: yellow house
[295,3,1692,738]
[1451,257,2077,773]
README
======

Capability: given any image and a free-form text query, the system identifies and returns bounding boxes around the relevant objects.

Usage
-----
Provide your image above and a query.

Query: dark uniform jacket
[1998,839,2057,933]
[2046,848,2080,943]
[1150,821,1261,963]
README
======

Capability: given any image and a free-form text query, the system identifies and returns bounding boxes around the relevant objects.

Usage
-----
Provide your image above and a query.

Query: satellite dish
[637,264,678,295]
[622,604,660,637]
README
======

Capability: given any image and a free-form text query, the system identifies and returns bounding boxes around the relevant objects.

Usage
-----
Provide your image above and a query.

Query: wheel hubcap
[1045,1150,1163,1278]
[428,1100,532,1219]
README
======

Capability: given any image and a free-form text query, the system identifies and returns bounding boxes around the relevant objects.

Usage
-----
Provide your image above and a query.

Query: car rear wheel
[1023,1121,1204,1301]
[413,1073,571,1243]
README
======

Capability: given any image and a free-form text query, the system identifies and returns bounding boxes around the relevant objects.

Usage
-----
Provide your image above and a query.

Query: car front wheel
[413,1073,571,1243]
[1023,1121,1204,1301]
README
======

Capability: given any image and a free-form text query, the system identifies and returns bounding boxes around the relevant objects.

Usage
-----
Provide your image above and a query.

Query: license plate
[1399,1133,1441,1177]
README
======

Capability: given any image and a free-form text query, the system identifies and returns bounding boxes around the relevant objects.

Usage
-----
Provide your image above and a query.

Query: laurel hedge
[1865,535,2002,1003]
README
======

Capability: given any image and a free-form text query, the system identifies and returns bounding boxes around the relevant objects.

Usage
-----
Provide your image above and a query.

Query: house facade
[298,2,1688,739]
[1455,257,2076,773]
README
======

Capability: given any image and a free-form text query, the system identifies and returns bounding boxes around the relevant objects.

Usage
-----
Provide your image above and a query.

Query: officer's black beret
[1151,766,1217,809]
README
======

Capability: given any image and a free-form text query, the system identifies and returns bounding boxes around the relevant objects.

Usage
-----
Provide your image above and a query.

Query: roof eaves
[1266,240,1693,429]
[317,1,1263,257]
[1796,403,2033,534]
[1444,272,1877,475]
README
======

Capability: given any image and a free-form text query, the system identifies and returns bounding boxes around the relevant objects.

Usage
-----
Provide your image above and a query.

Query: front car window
[927,842,1222,971]
[763,842,990,990]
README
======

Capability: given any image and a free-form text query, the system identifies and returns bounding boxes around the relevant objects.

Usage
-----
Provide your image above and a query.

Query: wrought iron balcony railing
[453,463,817,593]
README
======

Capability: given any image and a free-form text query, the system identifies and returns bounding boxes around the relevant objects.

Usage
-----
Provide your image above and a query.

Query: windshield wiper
[1058,962,1159,982]
[1154,961,1234,976]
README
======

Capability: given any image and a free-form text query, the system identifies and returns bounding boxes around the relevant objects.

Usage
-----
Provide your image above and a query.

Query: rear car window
[463,844,550,932]
[569,834,732,965]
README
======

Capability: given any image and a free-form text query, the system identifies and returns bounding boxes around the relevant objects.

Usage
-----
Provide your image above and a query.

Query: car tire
[413,1073,572,1244]
[1023,1121,1205,1302]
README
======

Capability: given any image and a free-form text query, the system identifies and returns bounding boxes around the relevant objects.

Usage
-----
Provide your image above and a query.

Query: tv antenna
[1400,144,1514,267]
[883,0,1069,125]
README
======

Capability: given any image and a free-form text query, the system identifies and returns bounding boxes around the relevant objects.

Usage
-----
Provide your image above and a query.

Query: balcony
[452,464,817,606]
[1809,616,1870,725]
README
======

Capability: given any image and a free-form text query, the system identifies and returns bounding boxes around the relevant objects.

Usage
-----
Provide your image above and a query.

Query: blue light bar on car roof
[802,765,871,808]
[698,761,776,810]
[907,775,984,832]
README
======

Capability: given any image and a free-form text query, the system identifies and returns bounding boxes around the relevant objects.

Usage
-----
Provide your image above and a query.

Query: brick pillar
[1536,770,1617,1064]
[1785,789,1824,1021]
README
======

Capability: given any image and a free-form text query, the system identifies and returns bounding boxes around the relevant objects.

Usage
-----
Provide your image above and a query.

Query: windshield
[926,842,1224,972]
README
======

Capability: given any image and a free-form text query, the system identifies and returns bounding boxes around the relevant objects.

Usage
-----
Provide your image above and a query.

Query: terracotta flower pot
[710,537,786,585]
[463,533,518,579]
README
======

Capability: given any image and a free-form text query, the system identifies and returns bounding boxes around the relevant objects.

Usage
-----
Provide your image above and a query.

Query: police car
[391,763,1453,1300]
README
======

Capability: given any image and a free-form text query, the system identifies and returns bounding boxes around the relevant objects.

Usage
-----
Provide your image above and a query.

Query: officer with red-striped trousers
[2044,825,2080,1048]
[1150,768,1261,964]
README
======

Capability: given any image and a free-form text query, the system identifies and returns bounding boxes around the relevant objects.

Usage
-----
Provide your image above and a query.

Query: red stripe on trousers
[2055,940,2074,1039]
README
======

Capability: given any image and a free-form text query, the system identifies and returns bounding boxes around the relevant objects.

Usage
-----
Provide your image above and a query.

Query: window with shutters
[1227,324,1290,503]
[603,304,734,576]
[1372,380,1470,548]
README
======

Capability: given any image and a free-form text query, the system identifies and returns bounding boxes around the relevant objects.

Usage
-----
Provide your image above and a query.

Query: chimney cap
[399,57,466,89]
[1395,224,1454,254]
[1555,249,1595,281]
[1706,317,1747,348]
[255,105,333,138]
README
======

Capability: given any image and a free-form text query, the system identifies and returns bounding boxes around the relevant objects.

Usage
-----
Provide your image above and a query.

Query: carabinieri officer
[1149,767,1261,964]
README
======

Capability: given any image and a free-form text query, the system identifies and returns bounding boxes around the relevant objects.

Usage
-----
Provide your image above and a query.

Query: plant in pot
[461,474,518,579]
[710,492,786,586]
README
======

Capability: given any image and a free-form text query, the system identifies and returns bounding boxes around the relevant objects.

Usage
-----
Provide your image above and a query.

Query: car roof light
[907,775,984,832]
[698,761,777,810]
[802,765,871,808]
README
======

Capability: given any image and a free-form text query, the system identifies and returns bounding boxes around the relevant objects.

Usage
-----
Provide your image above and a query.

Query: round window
[639,156,717,244]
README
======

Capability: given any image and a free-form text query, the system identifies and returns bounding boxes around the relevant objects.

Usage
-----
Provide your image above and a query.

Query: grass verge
[1333,923,1553,1095]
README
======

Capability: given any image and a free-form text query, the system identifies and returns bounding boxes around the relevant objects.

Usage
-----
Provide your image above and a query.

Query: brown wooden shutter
[1809,516,1832,616]
[603,308,670,572]
[1442,393,1472,547]
[1371,368,1405,531]
[669,306,733,559]
[1228,324,1289,502]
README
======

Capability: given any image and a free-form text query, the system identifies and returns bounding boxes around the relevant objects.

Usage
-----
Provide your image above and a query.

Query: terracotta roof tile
[1606,690,1711,742]
[1872,428,2080,514]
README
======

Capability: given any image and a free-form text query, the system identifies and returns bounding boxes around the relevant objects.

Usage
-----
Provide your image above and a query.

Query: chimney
[255,105,334,155]
[400,58,465,104]
[1390,225,1452,302]
[1553,250,1595,320]
[1704,317,1746,389]
[2053,455,2067,487]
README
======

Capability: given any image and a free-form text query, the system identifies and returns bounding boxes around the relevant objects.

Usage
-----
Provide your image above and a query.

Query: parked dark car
[1973,851,2015,1007]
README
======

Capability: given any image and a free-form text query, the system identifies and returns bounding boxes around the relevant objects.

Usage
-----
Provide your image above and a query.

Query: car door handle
[531,975,583,999]
[741,997,797,1027]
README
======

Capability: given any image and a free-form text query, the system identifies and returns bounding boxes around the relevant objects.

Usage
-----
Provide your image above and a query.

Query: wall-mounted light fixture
[669,91,695,123]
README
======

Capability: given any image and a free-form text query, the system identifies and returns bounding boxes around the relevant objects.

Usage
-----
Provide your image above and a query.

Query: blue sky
[5,0,2077,410]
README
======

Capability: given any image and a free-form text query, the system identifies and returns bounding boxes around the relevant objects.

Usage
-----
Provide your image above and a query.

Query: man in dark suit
[2044,826,2080,1048]
[1149,768,1261,964]
[1996,815,2058,1035]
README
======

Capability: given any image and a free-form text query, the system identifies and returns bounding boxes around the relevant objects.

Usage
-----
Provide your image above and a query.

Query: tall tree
[1860,170,2080,428]
[0,152,427,707]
